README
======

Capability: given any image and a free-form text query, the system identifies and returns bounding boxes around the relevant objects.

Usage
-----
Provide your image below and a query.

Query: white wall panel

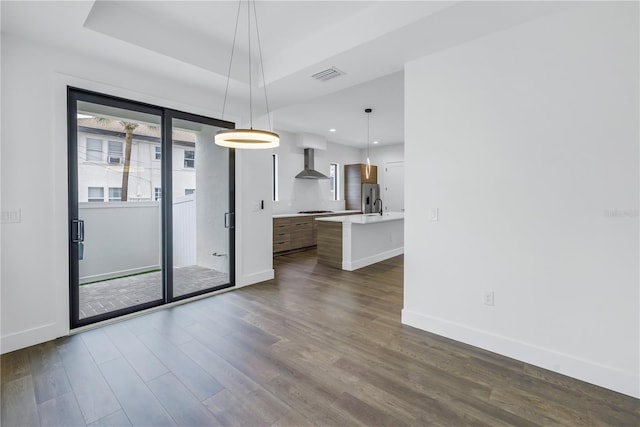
[403,2,639,397]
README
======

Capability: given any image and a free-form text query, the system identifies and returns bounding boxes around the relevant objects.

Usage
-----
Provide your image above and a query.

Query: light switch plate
[429,208,439,222]
[1,209,21,224]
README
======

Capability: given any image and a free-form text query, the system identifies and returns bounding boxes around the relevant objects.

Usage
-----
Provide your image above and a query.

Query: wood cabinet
[290,217,314,249]
[273,212,358,254]
[273,217,313,253]
[344,163,377,211]
[317,222,343,269]
[273,217,292,252]
[361,164,378,184]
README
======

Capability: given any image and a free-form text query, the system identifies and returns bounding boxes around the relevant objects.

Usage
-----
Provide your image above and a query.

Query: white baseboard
[1,323,68,355]
[343,247,404,271]
[237,269,274,287]
[401,309,640,399]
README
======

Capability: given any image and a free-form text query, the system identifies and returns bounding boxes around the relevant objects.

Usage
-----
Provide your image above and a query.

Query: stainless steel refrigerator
[361,183,381,213]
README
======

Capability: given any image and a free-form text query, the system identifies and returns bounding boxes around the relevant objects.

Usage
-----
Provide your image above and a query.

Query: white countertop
[273,210,360,219]
[316,212,404,224]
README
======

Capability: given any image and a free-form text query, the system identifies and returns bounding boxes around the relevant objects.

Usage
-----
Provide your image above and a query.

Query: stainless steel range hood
[295,148,329,179]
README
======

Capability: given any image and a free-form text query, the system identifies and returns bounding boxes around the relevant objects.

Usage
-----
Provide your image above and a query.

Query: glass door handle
[71,219,84,243]
[224,212,235,229]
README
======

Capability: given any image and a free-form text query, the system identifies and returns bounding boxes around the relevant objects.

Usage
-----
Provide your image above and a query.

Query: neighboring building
[77,117,197,202]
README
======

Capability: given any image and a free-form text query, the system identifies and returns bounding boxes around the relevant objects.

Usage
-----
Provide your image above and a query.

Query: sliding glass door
[168,113,234,299]
[68,88,234,328]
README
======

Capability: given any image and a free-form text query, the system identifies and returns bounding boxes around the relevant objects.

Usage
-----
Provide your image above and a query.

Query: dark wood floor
[2,250,639,426]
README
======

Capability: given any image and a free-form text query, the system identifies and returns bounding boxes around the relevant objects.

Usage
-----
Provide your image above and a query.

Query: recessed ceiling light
[329,128,336,132]
[373,140,379,144]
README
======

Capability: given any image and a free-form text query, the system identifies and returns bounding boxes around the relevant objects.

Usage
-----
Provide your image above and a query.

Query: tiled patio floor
[79,265,228,319]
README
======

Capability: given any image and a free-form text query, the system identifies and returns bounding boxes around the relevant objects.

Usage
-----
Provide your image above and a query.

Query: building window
[108,141,123,164]
[86,138,103,162]
[272,154,278,202]
[154,187,162,201]
[154,145,161,160]
[330,163,339,201]
[185,188,195,196]
[184,150,195,168]
[108,187,122,201]
[88,187,104,202]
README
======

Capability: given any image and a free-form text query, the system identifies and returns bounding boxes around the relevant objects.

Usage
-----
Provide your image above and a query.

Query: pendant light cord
[367,113,370,159]
[214,0,280,148]
[252,0,273,132]
[365,109,372,180]
[220,0,274,133]
[221,0,242,121]
[247,0,253,129]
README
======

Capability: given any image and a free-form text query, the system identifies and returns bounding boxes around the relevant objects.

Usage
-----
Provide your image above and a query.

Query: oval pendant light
[215,129,279,149]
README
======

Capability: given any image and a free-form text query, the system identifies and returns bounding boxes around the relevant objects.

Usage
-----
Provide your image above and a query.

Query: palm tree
[91,118,138,201]
[119,122,138,201]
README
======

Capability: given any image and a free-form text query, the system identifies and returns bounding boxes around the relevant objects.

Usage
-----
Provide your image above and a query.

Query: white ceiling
[1,1,571,147]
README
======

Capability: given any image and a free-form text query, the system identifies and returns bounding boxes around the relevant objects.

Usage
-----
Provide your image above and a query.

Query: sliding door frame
[164,108,236,304]
[68,87,235,329]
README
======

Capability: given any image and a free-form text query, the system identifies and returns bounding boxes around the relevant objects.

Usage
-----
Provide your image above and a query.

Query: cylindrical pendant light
[364,108,372,179]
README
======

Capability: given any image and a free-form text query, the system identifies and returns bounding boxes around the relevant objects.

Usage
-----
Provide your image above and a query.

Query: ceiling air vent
[311,67,344,82]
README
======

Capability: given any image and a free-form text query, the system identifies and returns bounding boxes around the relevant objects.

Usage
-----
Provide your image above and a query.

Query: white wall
[272,130,361,214]
[403,2,639,398]
[271,133,403,215]
[363,143,404,171]
[195,127,230,273]
[235,148,274,286]
[0,34,272,353]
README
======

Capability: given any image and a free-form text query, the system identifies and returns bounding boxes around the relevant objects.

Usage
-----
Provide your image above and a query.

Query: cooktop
[297,210,334,214]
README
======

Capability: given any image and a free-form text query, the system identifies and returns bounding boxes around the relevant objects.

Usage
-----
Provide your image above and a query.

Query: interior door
[383,161,405,212]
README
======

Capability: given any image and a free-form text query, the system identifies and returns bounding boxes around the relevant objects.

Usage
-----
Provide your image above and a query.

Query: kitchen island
[316,212,404,271]
[272,210,361,254]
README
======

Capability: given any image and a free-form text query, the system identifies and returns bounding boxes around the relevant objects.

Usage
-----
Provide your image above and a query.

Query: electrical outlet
[483,291,495,306]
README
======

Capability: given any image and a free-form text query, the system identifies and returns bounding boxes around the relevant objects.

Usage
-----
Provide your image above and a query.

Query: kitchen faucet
[374,198,383,216]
